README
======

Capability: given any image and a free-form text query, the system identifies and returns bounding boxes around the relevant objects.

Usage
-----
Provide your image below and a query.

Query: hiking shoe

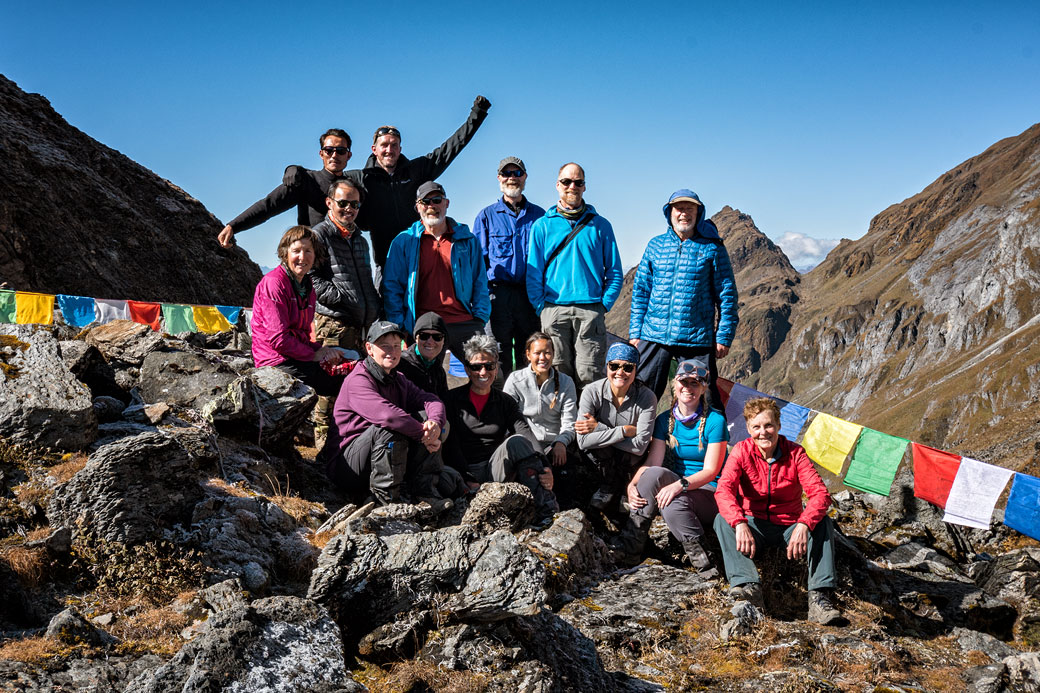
[681,538,720,580]
[589,488,616,511]
[808,589,841,625]
[313,425,328,452]
[417,497,453,514]
[728,582,764,608]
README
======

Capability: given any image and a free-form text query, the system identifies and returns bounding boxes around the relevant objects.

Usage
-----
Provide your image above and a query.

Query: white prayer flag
[942,456,1014,530]
[242,308,253,336]
[94,298,129,323]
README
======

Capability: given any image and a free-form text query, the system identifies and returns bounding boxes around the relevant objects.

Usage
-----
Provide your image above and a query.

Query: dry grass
[12,481,51,506]
[353,659,488,693]
[263,474,327,527]
[202,477,254,498]
[2,545,47,586]
[110,605,192,657]
[308,530,335,550]
[0,636,66,664]
[49,453,88,483]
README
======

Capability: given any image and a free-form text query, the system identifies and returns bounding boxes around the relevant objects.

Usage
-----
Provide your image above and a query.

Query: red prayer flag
[912,442,962,508]
[127,300,161,331]
[716,377,734,410]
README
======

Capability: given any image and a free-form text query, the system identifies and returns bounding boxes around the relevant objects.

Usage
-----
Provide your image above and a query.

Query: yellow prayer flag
[15,292,55,325]
[801,412,863,476]
[192,305,232,334]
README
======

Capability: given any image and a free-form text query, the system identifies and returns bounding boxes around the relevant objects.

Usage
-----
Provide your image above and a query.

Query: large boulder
[0,324,96,450]
[974,548,1040,645]
[124,596,359,693]
[524,509,613,603]
[138,348,240,410]
[82,320,163,368]
[203,366,318,447]
[309,521,546,658]
[46,431,208,544]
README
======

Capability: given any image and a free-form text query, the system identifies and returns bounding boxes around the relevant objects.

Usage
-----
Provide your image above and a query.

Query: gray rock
[309,524,546,655]
[92,395,126,423]
[202,578,249,613]
[524,508,612,601]
[60,339,127,401]
[46,607,116,647]
[0,654,164,693]
[125,596,356,693]
[461,481,535,532]
[82,320,163,369]
[0,324,97,450]
[720,600,764,640]
[47,431,205,544]
[952,627,1019,662]
[139,349,240,410]
[974,547,1040,645]
[24,526,72,554]
[202,366,318,448]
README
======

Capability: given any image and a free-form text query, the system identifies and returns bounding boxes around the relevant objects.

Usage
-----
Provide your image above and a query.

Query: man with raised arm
[348,96,491,270]
[217,129,352,248]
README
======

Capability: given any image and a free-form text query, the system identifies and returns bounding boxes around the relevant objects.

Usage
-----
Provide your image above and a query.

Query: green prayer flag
[161,303,197,334]
[0,290,15,323]
[842,427,909,496]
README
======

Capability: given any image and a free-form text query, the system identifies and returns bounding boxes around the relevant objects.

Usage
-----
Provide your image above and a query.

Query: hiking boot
[589,488,616,511]
[808,589,841,625]
[313,425,328,453]
[681,538,720,579]
[728,582,764,609]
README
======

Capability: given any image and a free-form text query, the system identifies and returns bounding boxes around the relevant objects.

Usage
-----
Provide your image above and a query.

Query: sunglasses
[334,199,361,210]
[375,126,401,138]
[465,361,498,372]
[419,196,446,206]
[607,361,635,374]
[558,178,585,188]
[500,169,525,178]
[321,146,350,156]
[416,331,444,342]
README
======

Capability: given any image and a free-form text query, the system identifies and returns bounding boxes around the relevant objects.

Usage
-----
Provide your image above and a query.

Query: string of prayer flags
[1003,473,1040,541]
[161,304,197,334]
[911,442,961,508]
[842,428,909,496]
[127,300,162,331]
[15,293,55,325]
[193,306,232,334]
[723,381,768,445]
[95,298,130,323]
[942,457,1014,529]
[0,290,16,323]
[801,412,863,475]
[57,294,97,328]
[778,401,811,441]
[216,305,242,326]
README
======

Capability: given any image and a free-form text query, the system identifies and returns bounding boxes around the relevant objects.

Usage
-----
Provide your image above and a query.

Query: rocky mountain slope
[0,74,261,306]
[750,122,1040,450]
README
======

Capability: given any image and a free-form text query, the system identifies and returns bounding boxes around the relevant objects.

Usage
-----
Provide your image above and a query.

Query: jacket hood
[662,189,720,241]
[412,311,448,337]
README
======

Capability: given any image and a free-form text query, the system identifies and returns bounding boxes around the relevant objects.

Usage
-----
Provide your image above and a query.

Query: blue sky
[3,2,1039,270]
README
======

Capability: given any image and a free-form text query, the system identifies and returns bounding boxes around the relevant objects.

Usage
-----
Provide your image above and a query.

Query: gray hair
[463,334,499,362]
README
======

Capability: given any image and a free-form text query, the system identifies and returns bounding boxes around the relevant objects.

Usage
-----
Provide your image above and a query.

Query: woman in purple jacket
[251,226,343,396]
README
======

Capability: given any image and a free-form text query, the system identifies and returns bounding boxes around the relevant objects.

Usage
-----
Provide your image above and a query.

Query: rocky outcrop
[125,596,360,693]
[202,366,318,448]
[0,73,261,305]
[0,324,96,450]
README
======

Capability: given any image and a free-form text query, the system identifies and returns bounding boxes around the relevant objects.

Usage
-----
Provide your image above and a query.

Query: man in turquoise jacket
[628,189,738,404]
[526,163,624,390]
[384,181,491,360]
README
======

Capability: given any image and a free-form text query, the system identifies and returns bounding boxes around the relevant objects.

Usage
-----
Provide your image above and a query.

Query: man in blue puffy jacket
[628,189,738,405]
[527,163,624,390]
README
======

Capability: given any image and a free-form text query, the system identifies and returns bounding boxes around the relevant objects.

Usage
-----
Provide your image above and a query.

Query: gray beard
[500,181,525,201]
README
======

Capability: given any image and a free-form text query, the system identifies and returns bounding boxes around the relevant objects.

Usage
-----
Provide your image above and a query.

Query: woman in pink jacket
[251,226,342,397]
[713,397,841,625]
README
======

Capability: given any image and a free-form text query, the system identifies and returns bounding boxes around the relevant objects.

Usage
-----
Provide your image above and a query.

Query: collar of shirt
[328,215,355,239]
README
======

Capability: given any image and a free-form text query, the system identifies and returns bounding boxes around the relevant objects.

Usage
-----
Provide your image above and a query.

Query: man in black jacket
[217,129,352,248]
[346,96,491,270]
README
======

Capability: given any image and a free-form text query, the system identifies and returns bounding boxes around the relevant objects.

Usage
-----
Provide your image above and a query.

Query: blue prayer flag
[216,305,243,325]
[1004,473,1040,541]
[724,382,767,445]
[778,401,811,442]
[57,295,97,328]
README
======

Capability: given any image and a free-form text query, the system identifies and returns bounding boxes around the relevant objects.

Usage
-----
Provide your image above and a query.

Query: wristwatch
[679,477,689,491]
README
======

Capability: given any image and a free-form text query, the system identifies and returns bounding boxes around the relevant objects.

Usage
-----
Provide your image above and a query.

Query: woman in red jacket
[713,397,841,625]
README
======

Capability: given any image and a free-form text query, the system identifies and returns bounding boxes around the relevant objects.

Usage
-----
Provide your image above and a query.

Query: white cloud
[776,232,841,271]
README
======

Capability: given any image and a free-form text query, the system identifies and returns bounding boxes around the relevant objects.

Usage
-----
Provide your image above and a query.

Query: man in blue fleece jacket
[526,163,623,390]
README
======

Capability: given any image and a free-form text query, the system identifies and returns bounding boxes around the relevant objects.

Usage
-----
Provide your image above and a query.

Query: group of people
[234,97,841,625]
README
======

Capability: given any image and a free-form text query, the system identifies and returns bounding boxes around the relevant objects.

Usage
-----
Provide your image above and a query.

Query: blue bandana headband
[605,341,640,366]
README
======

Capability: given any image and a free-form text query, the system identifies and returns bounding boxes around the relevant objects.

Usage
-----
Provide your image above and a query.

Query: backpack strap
[544,212,595,271]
